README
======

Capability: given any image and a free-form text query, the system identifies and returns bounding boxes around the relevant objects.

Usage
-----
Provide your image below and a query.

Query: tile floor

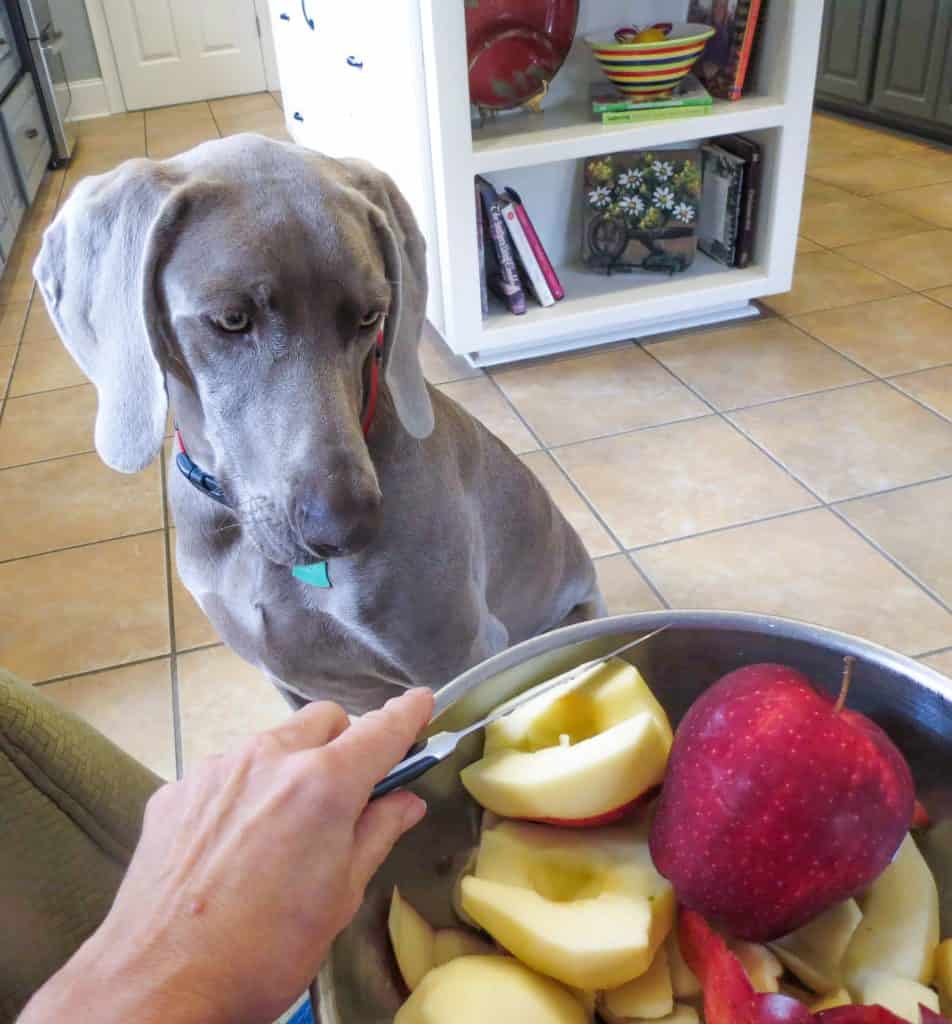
[3,101,952,779]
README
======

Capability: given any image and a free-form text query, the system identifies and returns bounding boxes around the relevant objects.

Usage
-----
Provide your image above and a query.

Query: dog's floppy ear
[341,159,435,439]
[33,161,185,473]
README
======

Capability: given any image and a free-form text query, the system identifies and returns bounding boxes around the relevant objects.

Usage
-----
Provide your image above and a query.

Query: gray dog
[34,134,603,714]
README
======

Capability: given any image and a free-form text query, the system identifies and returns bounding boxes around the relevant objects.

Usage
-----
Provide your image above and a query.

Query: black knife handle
[371,754,440,800]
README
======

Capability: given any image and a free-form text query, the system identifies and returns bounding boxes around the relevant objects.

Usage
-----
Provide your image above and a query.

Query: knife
[370,625,669,800]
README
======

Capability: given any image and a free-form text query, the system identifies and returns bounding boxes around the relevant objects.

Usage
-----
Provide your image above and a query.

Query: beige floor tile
[42,659,175,779]
[730,381,952,501]
[763,252,907,318]
[797,236,824,254]
[920,648,952,677]
[76,111,145,140]
[271,90,283,111]
[520,451,617,558]
[31,172,64,225]
[556,416,815,549]
[926,285,952,308]
[0,453,162,561]
[594,554,663,614]
[802,177,854,202]
[420,331,481,384]
[649,319,869,410]
[8,332,86,395]
[209,93,279,119]
[798,192,930,248]
[837,478,952,603]
[0,301,28,345]
[215,108,288,141]
[147,128,221,162]
[0,232,41,305]
[808,153,952,196]
[0,384,97,467]
[636,508,952,656]
[836,230,952,291]
[170,528,221,650]
[178,645,289,768]
[0,532,170,682]
[890,365,952,419]
[792,294,952,376]
[22,300,57,343]
[145,102,215,133]
[438,377,538,453]
[0,344,14,390]
[876,182,952,229]
[70,134,146,175]
[493,345,708,447]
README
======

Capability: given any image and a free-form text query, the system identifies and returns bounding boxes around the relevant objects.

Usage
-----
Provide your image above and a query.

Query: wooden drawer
[1,74,51,203]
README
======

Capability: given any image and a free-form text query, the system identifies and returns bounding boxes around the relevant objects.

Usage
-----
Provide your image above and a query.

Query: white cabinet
[270,1,824,365]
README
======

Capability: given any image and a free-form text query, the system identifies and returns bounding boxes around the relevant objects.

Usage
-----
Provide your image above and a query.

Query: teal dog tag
[292,562,332,588]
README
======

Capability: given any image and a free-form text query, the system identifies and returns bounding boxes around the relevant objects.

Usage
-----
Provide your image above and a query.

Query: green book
[601,105,712,125]
[592,74,713,113]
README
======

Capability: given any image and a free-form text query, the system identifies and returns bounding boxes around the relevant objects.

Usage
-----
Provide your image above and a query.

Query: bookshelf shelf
[270,0,824,365]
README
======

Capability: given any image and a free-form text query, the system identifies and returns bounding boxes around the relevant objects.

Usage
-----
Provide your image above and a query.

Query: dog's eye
[213,310,252,334]
[360,310,382,329]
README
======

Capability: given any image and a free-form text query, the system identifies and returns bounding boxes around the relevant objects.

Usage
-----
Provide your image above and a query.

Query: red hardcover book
[501,188,564,301]
[688,0,765,101]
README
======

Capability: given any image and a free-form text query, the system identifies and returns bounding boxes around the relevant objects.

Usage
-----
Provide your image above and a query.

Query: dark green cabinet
[816,0,952,142]
[817,0,884,103]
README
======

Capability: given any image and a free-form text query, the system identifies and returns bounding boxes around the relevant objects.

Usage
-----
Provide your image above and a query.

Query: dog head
[34,134,434,566]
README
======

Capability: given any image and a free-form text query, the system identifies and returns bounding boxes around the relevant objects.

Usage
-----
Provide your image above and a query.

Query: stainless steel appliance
[13,0,73,164]
[0,3,21,98]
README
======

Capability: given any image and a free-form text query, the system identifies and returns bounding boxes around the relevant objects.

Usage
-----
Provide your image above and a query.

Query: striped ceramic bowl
[587,23,716,99]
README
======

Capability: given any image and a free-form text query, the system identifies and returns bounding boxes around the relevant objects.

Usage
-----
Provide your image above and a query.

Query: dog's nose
[294,486,382,557]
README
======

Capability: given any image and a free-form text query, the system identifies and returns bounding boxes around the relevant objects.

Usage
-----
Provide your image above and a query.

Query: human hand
[19,687,434,1024]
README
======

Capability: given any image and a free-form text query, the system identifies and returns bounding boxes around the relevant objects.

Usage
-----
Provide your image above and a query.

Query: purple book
[475,175,526,316]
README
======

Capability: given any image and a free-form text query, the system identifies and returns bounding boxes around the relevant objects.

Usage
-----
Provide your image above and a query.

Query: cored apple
[432,928,496,966]
[393,955,588,1024]
[599,945,674,1021]
[389,887,435,991]
[461,659,672,825]
[841,834,939,986]
[771,899,863,993]
[849,972,940,1022]
[460,818,674,990]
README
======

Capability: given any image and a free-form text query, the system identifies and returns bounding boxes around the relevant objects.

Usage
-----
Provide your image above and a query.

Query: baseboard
[56,78,113,122]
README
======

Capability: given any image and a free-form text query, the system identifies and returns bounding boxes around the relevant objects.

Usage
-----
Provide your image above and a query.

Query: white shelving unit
[269,0,824,366]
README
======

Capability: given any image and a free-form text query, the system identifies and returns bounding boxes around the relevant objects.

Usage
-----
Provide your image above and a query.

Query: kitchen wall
[51,0,101,81]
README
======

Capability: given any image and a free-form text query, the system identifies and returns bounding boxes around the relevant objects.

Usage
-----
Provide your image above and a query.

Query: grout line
[33,651,172,688]
[916,644,952,660]
[159,452,185,780]
[483,360,671,610]
[0,527,165,566]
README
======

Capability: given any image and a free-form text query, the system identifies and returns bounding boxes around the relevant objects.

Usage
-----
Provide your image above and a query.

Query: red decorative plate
[465,0,580,111]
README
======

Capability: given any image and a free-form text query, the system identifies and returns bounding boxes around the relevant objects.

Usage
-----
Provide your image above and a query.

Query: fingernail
[403,795,427,828]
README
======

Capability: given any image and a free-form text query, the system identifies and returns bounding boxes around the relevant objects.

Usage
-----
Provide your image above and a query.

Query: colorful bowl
[587,23,716,99]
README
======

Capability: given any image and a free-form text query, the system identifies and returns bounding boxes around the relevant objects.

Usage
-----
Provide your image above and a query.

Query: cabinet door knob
[25,128,39,139]
[346,56,364,69]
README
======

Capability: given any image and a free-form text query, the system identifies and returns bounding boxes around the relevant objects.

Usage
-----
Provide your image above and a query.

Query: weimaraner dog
[34,134,604,714]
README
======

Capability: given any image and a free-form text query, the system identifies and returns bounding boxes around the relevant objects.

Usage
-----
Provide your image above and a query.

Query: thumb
[350,792,427,889]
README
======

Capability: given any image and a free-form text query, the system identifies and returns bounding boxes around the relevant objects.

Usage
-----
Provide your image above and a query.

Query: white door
[102,0,267,110]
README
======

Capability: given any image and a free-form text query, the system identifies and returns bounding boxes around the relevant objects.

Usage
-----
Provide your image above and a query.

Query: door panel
[933,10,952,125]
[103,0,267,109]
[816,0,885,104]
[871,0,952,119]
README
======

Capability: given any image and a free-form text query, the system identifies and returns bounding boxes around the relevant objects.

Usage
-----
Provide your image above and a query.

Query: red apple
[816,1008,943,1023]
[651,660,914,941]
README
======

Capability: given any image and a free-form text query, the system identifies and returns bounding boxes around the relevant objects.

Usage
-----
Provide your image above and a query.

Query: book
[716,133,761,268]
[697,143,746,266]
[687,0,765,101]
[475,175,526,316]
[501,187,564,302]
[591,74,713,114]
[501,197,554,307]
[475,180,488,317]
[600,106,712,125]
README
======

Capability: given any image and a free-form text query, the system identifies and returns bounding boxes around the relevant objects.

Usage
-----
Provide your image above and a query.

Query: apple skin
[650,663,914,942]
[527,788,657,828]
[816,1008,936,1023]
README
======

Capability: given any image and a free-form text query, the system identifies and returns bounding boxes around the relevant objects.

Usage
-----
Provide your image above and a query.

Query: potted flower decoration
[582,149,702,275]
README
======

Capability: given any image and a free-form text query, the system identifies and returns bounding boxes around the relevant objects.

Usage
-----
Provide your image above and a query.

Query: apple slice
[811,990,853,1011]
[841,835,939,986]
[462,659,672,824]
[432,928,496,966]
[667,929,701,999]
[394,955,588,1024]
[935,940,952,1015]
[389,887,435,991]
[600,1001,699,1024]
[600,945,674,1021]
[730,941,783,994]
[772,899,863,993]
[849,972,940,1022]
[451,848,479,928]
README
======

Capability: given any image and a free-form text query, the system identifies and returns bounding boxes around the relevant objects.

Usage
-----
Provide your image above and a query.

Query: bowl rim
[586,23,716,51]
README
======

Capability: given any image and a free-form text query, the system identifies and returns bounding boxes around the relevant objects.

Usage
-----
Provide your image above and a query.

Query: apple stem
[833,656,855,714]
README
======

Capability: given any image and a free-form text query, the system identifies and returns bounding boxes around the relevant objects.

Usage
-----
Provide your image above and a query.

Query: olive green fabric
[0,668,162,1022]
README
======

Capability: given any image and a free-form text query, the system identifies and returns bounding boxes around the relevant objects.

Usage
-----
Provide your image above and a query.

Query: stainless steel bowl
[315,610,952,1023]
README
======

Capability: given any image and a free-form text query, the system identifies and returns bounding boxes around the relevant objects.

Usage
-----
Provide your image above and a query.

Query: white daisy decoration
[588,185,613,208]
[653,186,675,210]
[617,168,644,190]
[618,194,645,215]
[673,202,695,223]
[652,160,674,180]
